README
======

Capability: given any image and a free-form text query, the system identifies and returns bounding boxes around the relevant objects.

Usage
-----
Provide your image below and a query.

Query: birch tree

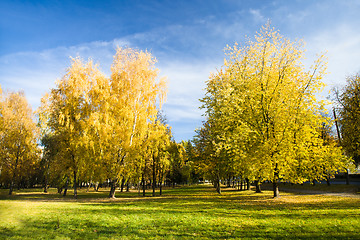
[106,47,167,198]
[41,58,104,198]
[0,89,39,195]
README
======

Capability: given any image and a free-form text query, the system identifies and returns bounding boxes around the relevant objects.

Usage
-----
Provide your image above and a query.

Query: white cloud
[306,24,360,89]
[0,37,219,141]
[0,39,130,108]
[249,9,265,23]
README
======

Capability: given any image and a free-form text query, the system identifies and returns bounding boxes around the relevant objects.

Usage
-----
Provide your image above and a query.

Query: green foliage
[335,73,360,166]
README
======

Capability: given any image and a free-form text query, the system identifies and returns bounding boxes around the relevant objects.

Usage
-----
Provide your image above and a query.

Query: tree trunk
[63,176,69,196]
[86,182,90,192]
[152,156,156,197]
[215,178,221,194]
[73,170,78,199]
[273,164,280,198]
[160,181,162,196]
[142,174,146,197]
[44,179,48,193]
[346,169,350,185]
[326,176,331,186]
[9,180,15,195]
[44,166,49,193]
[109,179,116,198]
[240,178,243,191]
[9,153,20,195]
[126,182,130,192]
[255,180,262,193]
[120,177,125,192]
[273,181,279,198]
[246,178,250,190]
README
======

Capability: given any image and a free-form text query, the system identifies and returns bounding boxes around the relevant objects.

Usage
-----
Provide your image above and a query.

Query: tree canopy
[197,24,351,197]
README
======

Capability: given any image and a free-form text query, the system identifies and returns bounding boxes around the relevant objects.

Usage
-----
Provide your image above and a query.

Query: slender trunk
[109,179,116,198]
[44,177,48,193]
[160,181,162,196]
[240,177,243,191]
[138,181,141,196]
[152,156,156,197]
[126,182,129,192]
[142,174,146,197]
[333,108,342,144]
[346,169,350,185]
[159,171,163,196]
[9,180,15,195]
[73,170,77,199]
[63,176,69,196]
[215,178,221,194]
[120,177,125,192]
[273,164,280,198]
[246,178,250,190]
[227,177,231,187]
[255,180,262,193]
[216,182,221,194]
[9,152,20,195]
[326,176,331,186]
[44,164,49,193]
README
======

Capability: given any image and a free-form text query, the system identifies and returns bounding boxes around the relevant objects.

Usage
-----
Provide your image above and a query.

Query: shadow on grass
[1,185,359,239]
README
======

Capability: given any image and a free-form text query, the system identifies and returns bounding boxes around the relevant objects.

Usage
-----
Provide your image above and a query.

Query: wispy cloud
[1,0,360,141]
[0,35,218,140]
[306,24,360,89]
[249,9,265,23]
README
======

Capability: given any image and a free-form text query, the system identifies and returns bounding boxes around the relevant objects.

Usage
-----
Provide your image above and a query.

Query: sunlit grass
[0,185,359,239]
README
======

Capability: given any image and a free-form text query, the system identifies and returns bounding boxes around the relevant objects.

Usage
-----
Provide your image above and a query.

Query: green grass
[0,185,359,239]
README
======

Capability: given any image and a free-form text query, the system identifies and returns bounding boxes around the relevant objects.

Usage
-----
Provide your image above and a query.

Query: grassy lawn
[0,185,359,239]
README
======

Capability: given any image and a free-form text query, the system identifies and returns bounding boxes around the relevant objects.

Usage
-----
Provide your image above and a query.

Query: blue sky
[1,0,360,141]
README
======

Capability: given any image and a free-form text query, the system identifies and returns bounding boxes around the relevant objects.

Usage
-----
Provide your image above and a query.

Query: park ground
[0,184,359,239]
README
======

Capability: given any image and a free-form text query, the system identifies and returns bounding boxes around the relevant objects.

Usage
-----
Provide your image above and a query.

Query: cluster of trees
[334,73,360,167]
[0,48,196,198]
[1,25,359,199]
[192,25,353,197]
[0,88,40,195]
